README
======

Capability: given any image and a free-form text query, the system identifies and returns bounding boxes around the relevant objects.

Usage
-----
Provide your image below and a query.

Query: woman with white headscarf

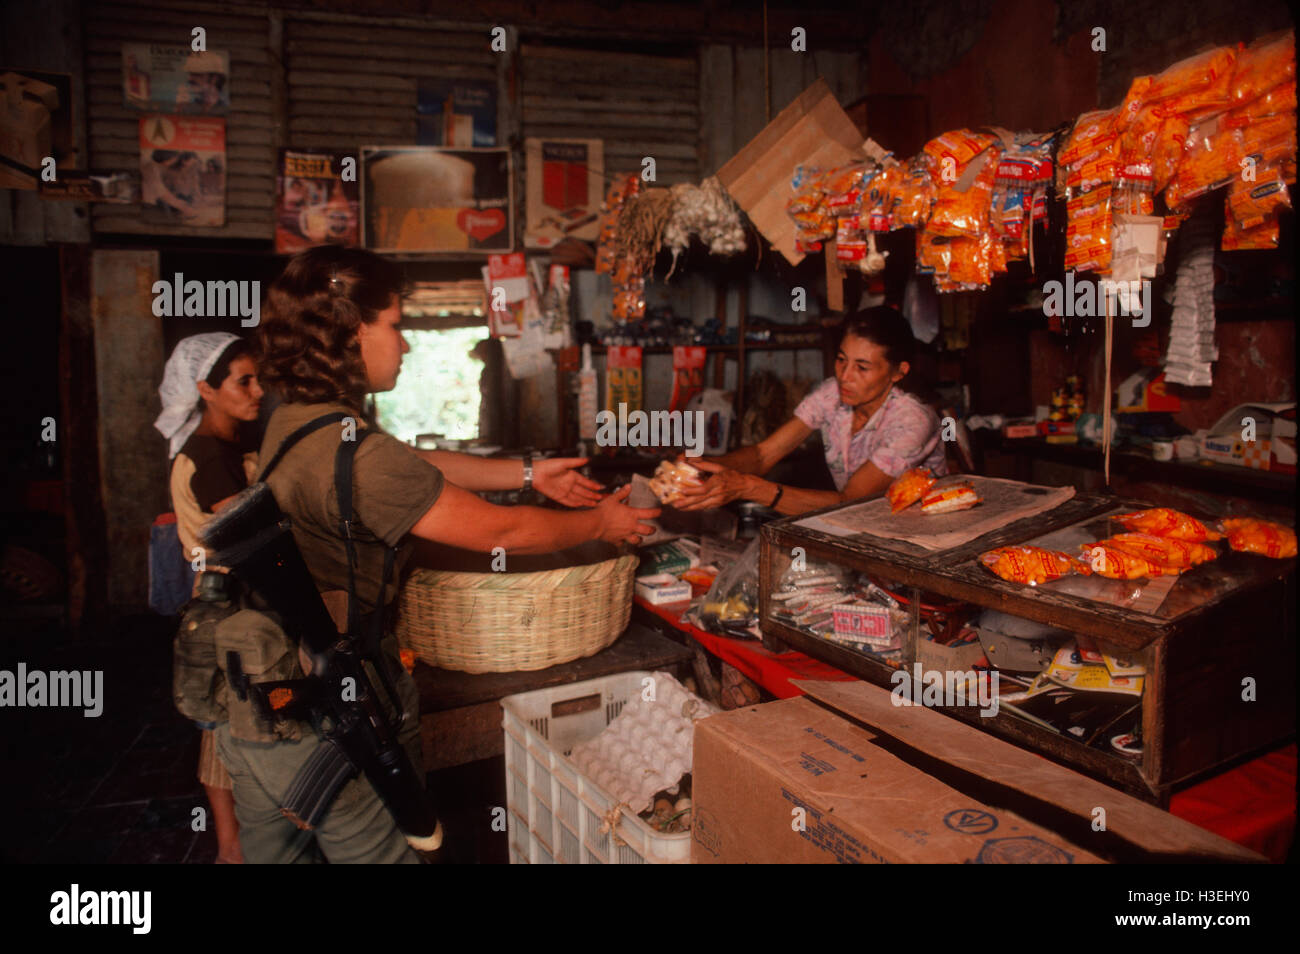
[156,331,263,864]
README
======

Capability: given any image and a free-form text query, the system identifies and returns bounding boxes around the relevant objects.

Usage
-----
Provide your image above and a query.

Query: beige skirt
[198,728,233,789]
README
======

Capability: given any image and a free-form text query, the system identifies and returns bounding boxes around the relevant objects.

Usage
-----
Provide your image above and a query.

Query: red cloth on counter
[1169,744,1296,863]
[635,597,855,698]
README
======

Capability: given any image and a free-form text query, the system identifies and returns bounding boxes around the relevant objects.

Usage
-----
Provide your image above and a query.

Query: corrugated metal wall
[283,16,496,150]
[85,5,847,242]
[520,42,700,185]
[84,0,274,239]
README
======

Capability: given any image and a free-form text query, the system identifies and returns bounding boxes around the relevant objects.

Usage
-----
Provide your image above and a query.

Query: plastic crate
[501,670,692,864]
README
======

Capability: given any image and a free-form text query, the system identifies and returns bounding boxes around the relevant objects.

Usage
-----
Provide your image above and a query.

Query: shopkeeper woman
[155,332,264,864]
[675,306,946,516]
[218,245,658,864]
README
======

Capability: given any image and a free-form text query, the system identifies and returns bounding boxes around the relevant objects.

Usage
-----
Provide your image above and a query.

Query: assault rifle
[201,417,438,844]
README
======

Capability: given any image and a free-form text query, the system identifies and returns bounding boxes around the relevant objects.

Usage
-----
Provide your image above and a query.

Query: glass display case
[759,493,1296,804]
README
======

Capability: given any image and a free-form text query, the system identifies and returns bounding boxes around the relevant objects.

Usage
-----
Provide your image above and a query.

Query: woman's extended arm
[409,482,658,554]
[674,451,895,516]
[704,417,813,475]
[412,450,603,507]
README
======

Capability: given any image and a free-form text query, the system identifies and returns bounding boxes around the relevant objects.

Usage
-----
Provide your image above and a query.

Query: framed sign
[361,146,512,254]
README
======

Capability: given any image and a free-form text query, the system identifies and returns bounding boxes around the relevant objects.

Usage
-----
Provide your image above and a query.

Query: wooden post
[825,238,843,313]
[58,244,108,632]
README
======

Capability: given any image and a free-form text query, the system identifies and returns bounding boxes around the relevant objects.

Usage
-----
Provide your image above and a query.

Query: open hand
[596,484,660,546]
[534,456,605,507]
[672,458,752,511]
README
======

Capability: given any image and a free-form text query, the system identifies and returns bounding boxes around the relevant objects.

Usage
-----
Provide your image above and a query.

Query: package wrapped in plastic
[1228,29,1296,110]
[1115,507,1222,542]
[1146,46,1237,105]
[1221,517,1297,559]
[1060,108,1121,167]
[1227,168,1292,229]
[1082,543,1182,579]
[885,467,936,513]
[1096,532,1218,568]
[979,545,1090,585]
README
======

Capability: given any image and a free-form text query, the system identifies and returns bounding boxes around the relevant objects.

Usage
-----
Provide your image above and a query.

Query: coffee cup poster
[275,149,360,254]
[121,44,229,114]
[361,146,513,254]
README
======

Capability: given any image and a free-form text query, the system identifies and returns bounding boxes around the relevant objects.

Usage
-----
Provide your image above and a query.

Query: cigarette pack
[635,574,692,605]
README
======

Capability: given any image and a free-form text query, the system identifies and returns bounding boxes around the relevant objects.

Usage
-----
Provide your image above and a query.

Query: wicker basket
[395,553,637,673]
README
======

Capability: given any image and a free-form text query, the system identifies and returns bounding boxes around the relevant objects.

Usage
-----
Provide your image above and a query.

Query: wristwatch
[521,452,533,493]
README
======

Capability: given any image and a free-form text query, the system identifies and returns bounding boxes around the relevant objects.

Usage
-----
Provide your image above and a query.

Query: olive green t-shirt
[260,401,444,613]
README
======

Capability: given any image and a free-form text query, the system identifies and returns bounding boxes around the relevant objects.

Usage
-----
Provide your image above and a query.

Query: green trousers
[214,659,424,864]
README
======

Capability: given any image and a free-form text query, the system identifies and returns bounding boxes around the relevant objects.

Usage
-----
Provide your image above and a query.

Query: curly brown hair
[257,246,407,410]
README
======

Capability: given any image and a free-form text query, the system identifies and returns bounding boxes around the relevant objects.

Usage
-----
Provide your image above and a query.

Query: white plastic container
[501,671,694,864]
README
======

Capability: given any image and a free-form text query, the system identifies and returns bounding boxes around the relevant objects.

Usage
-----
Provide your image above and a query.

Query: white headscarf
[155,332,241,459]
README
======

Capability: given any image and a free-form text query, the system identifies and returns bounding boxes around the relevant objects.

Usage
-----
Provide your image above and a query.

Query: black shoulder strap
[256,412,351,483]
[334,431,398,645]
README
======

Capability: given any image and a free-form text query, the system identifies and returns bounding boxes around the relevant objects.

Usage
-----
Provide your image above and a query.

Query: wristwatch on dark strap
[521,452,533,493]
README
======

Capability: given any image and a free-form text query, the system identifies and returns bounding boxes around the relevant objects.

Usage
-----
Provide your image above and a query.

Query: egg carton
[567,672,717,814]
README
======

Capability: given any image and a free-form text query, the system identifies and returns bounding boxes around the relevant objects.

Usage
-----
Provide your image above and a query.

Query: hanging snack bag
[1152,114,1191,192]
[1115,507,1222,541]
[1165,121,1242,209]
[894,157,937,228]
[1065,183,1113,272]
[1220,517,1298,559]
[1222,209,1281,250]
[979,545,1090,585]
[1228,29,1296,110]
[929,145,1001,239]
[1145,46,1237,106]
[1227,169,1292,229]
[923,129,998,175]
[1059,108,1121,168]
[886,467,936,513]
[1226,79,1296,123]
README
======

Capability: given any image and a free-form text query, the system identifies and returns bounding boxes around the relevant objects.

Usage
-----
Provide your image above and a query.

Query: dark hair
[205,339,252,389]
[257,246,408,411]
[838,305,916,368]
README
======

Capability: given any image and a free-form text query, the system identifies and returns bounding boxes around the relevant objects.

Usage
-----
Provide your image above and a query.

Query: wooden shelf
[583,341,827,354]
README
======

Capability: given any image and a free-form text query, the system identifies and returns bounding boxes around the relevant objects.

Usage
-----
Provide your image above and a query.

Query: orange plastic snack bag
[1082,544,1180,579]
[1221,518,1297,559]
[1226,79,1296,123]
[979,546,1090,585]
[1237,112,1297,167]
[921,482,982,514]
[1227,171,1292,229]
[1147,47,1237,104]
[1152,114,1191,192]
[1098,533,1217,569]
[886,468,936,514]
[1060,108,1121,168]
[1229,30,1296,109]
[1222,210,1280,250]
[923,129,997,173]
[1115,508,1222,542]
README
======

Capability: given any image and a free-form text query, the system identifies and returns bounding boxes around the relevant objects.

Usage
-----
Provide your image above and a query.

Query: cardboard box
[692,682,1264,864]
[1199,402,1295,473]
[715,79,867,265]
[1117,368,1181,414]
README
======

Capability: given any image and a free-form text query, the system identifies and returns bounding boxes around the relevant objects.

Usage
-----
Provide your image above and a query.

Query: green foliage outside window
[375,326,489,443]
